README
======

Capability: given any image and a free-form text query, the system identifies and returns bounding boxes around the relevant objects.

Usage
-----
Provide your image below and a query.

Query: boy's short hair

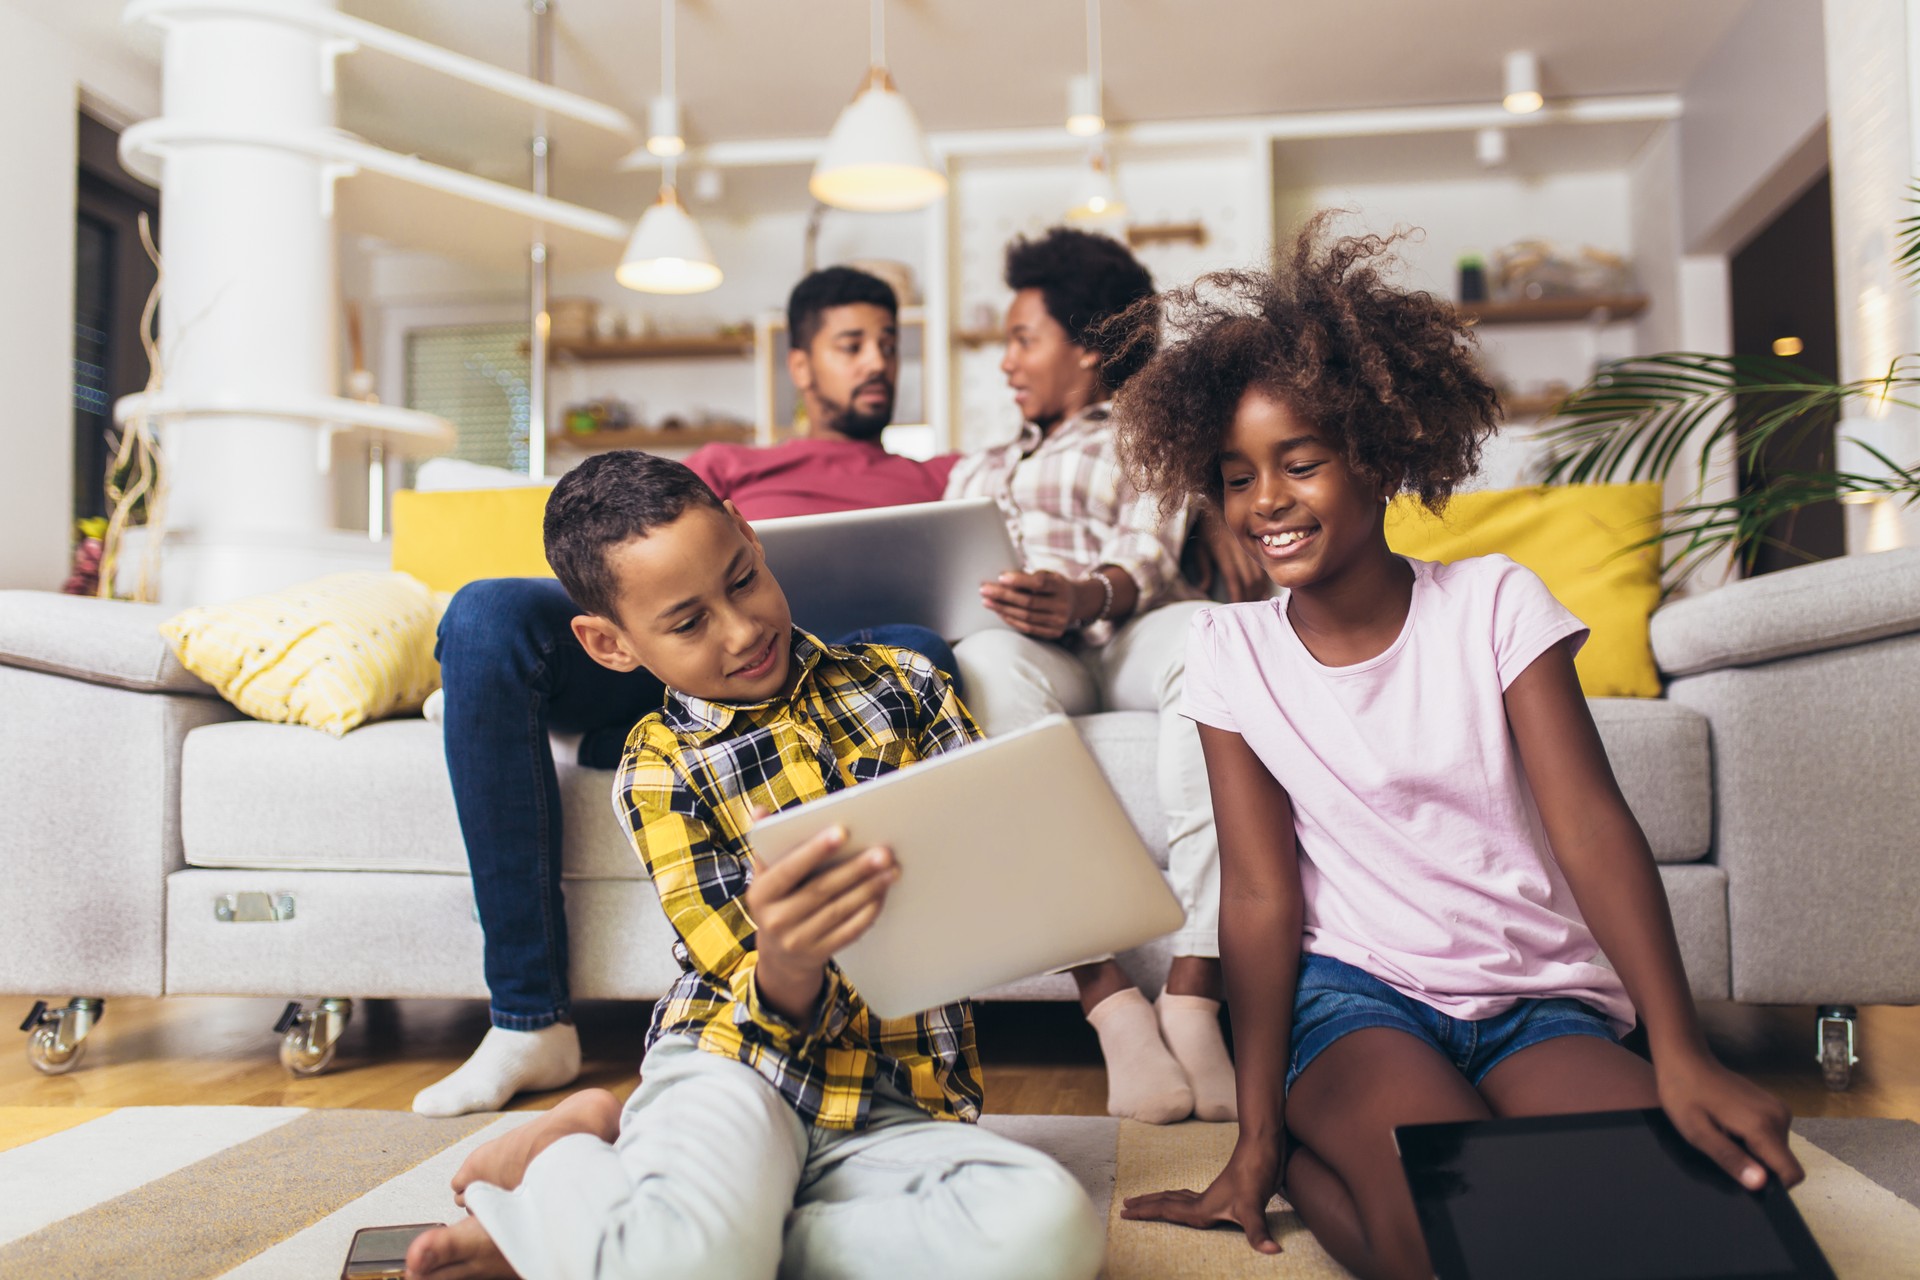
[787,266,898,352]
[1004,227,1158,389]
[543,450,724,621]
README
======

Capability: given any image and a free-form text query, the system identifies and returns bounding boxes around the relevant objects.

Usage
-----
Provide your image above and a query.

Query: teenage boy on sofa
[404,450,1104,1280]
[417,268,962,1117]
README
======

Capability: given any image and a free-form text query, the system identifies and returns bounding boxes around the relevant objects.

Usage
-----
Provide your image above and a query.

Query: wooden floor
[4,995,1919,1121]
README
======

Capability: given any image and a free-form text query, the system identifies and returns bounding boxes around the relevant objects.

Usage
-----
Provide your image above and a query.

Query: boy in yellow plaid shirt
[407,450,1103,1280]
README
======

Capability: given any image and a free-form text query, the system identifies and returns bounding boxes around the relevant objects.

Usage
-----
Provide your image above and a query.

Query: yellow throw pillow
[1385,483,1664,698]
[391,486,556,595]
[159,572,447,736]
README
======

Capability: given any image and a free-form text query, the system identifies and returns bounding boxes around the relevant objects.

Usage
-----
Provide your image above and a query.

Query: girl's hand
[1119,1137,1285,1255]
[979,570,1085,638]
[1657,1052,1803,1191]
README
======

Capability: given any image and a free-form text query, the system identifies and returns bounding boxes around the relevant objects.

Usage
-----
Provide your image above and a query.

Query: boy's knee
[974,1161,1105,1280]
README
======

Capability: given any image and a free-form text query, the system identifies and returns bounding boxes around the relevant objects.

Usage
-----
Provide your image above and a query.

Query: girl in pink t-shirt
[1105,218,1802,1279]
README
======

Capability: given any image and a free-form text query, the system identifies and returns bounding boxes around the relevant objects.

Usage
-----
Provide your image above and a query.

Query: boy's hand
[743,817,899,1024]
[979,570,1083,638]
[1657,1052,1803,1191]
[1120,1136,1284,1255]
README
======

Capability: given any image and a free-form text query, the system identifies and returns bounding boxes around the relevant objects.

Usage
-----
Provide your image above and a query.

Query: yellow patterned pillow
[159,572,447,736]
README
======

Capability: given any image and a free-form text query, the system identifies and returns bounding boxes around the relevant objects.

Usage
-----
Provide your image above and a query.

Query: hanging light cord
[871,0,886,68]
[1086,0,1102,121]
[661,0,675,102]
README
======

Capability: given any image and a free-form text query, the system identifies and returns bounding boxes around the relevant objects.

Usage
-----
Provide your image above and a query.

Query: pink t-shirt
[684,437,958,521]
[1182,554,1634,1031]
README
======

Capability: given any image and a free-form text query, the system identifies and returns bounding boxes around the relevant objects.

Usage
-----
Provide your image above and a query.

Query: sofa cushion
[181,719,642,879]
[1589,698,1713,863]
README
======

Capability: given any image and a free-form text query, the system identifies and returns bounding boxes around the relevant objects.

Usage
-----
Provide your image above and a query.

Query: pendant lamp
[618,182,722,293]
[619,1,720,294]
[1503,51,1543,115]
[810,0,946,212]
[1066,149,1126,223]
[1065,0,1106,136]
[647,0,685,156]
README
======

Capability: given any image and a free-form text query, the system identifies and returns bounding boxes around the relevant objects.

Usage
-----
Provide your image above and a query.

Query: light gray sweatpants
[952,599,1220,958]
[465,1037,1106,1280]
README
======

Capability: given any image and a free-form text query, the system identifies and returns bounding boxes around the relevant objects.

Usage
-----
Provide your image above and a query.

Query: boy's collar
[660,627,841,739]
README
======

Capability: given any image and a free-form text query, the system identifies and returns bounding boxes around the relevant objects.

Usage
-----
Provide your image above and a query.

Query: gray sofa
[4,547,1918,1085]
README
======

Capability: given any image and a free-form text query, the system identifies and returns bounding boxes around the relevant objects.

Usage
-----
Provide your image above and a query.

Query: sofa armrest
[1650,547,1920,678]
[0,590,211,695]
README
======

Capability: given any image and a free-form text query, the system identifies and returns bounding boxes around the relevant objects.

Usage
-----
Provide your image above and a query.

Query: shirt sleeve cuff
[738,956,845,1051]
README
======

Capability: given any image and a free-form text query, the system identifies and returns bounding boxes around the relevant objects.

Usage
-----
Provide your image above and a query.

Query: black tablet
[1394,1109,1833,1280]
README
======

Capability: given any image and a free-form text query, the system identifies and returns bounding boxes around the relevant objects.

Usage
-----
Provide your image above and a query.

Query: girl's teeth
[1260,531,1308,547]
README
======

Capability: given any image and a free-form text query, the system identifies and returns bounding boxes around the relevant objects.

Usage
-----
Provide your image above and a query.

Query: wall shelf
[548,424,754,453]
[1461,295,1648,325]
[1502,392,1570,418]
[551,336,755,361]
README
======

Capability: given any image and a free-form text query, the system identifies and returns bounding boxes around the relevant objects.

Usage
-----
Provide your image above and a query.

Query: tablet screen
[1396,1110,1832,1280]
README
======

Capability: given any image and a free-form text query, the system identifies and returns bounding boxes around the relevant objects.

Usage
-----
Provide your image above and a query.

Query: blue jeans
[437,577,961,1030]
[1285,953,1620,1093]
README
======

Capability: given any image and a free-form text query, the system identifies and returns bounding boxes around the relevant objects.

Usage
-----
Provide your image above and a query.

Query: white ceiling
[42,0,1757,214]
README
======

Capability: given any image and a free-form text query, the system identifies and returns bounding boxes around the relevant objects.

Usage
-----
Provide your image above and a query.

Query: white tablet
[745,716,1186,1019]
[752,496,1019,641]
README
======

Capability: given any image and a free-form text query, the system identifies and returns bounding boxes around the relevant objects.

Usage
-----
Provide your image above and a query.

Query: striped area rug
[3,1107,1918,1278]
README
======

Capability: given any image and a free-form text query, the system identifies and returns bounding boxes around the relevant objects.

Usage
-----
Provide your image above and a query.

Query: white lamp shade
[647,95,685,157]
[1066,155,1125,223]
[1503,50,1543,114]
[1476,127,1507,167]
[1066,73,1104,136]
[810,72,947,212]
[617,190,722,294]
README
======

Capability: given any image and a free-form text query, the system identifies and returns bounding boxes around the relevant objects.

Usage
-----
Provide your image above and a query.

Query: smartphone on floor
[341,1223,443,1280]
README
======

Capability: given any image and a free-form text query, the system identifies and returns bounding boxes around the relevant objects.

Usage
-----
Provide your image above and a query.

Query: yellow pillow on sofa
[1385,483,1664,698]
[391,486,556,595]
[159,572,446,736]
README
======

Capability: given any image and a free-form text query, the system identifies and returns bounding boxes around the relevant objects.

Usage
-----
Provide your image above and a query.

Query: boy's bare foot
[406,1214,518,1280]
[451,1088,624,1207]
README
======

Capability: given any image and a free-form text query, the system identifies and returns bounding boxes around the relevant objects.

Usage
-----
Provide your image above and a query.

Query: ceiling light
[1503,50,1543,114]
[1476,127,1507,167]
[1066,74,1104,137]
[1066,150,1126,223]
[617,184,722,294]
[646,1,685,157]
[1066,1,1107,136]
[1772,335,1805,357]
[811,0,947,212]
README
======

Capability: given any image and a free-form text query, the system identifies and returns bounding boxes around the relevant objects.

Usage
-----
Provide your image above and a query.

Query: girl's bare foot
[451,1088,624,1207]
[405,1214,518,1280]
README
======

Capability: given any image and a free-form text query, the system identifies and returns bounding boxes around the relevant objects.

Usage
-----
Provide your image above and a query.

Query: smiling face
[789,302,898,441]
[1000,288,1103,428]
[1218,389,1398,594]
[572,501,795,704]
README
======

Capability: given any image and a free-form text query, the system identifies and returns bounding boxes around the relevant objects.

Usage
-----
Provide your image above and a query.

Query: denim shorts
[1285,953,1619,1093]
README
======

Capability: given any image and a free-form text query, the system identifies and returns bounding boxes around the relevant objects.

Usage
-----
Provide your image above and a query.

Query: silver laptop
[752,497,1018,641]
[745,716,1186,1019]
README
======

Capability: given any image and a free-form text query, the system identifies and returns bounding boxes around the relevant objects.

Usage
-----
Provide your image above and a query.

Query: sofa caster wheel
[274,998,352,1077]
[19,998,104,1076]
[1817,1005,1858,1092]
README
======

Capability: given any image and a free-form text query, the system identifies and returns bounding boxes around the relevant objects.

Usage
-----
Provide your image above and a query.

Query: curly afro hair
[1005,227,1159,390]
[1112,214,1499,520]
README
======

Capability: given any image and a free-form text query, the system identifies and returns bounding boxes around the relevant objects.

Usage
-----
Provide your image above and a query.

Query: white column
[1823,0,1920,552]
[149,0,379,603]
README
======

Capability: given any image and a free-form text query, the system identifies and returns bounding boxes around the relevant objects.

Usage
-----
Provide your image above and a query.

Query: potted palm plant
[1536,191,1920,587]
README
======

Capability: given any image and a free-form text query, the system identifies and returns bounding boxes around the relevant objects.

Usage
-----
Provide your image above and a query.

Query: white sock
[412,1023,581,1118]
[1085,988,1194,1125]
[1156,992,1238,1122]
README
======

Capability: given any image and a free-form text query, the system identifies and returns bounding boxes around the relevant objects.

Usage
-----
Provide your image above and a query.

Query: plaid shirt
[944,402,1194,646]
[614,630,985,1130]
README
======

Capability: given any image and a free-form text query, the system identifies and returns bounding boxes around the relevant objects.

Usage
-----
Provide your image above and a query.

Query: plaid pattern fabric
[944,402,1194,646]
[614,631,986,1130]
